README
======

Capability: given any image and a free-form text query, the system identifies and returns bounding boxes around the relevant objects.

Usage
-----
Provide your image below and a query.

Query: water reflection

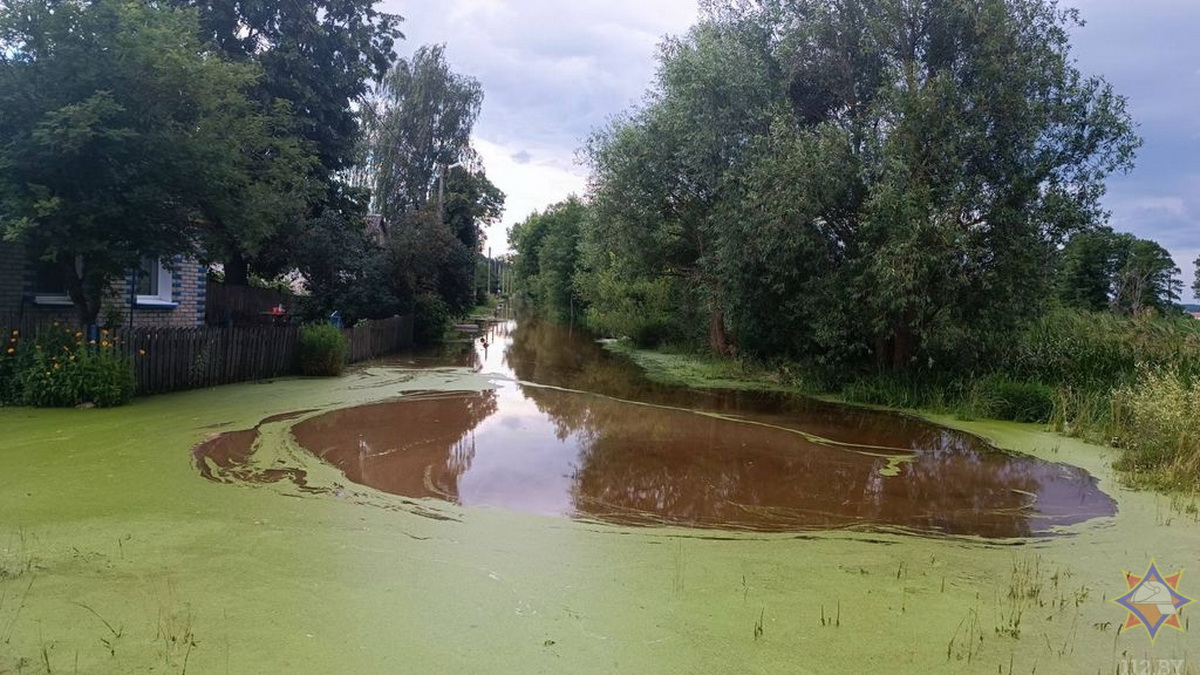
[288,321,1116,538]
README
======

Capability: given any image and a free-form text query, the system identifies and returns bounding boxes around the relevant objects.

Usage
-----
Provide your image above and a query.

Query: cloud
[1068,0,1200,299]
[380,0,698,251]
[472,137,587,255]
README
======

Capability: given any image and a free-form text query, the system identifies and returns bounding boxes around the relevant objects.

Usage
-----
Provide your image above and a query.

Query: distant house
[1192,312,1200,320]
[0,241,207,327]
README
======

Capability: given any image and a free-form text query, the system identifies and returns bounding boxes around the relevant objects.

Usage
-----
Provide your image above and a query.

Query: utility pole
[486,247,492,297]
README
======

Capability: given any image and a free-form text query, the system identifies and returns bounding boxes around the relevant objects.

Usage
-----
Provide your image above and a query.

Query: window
[31,257,73,305]
[134,257,174,307]
[34,260,66,295]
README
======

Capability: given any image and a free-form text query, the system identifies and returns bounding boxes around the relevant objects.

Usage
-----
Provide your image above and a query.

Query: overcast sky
[381,0,1199,302]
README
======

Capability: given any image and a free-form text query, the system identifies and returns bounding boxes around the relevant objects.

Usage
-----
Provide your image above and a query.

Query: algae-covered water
[1,321,1197,673]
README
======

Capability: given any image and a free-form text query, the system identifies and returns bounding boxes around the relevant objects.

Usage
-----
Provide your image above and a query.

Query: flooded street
[4,322,1196,675]
[211,320,1115,538]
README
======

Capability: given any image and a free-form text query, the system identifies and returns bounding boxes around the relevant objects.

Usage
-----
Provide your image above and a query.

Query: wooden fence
[345,315,415,363]
[1,312,414,396]
[118,325,302,395]
[205,281,295,326]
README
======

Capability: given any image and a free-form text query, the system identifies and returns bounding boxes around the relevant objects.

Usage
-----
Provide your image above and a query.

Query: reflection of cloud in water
[285,321,1116,539]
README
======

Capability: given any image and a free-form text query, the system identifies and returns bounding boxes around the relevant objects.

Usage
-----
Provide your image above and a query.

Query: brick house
[0,240,207,327]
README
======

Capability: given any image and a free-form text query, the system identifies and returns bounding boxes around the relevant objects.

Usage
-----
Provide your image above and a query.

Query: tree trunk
[224,252,250,286]
[709,308,730,357]
[890,322,916,372]
[61,258,100,326]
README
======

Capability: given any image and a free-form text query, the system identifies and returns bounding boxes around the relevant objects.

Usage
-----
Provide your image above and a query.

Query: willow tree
[771,0,1140,369]
[363,45,503,320]
[584,14,785,351]
[582,0,1140,370]
[366,44,484,222]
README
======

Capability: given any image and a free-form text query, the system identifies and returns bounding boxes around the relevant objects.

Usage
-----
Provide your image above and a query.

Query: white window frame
[135,258,175,307]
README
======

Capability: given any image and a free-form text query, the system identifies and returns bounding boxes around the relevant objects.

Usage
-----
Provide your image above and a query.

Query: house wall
[99,258,208,328]
[0,243,206,328]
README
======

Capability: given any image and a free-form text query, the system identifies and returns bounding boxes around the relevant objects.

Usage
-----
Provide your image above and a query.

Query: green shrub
[8,327,134,408]
[1004,309,1200,390]
[968,375,1055,423]
[299,323,348,376]
[77,346,136,407]
[1111,366,1200,490]
[0,329,19,405]
[413,292,451,346]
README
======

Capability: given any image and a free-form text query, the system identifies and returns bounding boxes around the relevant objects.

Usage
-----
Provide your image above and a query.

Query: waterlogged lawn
[2,365,1198,674]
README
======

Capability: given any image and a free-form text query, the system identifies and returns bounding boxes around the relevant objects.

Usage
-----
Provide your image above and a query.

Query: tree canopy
[519,0,1145,375]
[0,0,270,323]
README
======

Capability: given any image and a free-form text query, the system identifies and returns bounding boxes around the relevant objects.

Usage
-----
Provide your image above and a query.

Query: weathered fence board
[204,281,295,327]
[1,313,415,397]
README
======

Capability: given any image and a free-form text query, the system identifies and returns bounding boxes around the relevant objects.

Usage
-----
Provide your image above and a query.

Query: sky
[381,0,1200,302]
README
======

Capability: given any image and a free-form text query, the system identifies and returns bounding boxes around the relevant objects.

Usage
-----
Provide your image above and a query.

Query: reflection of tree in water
[501,321,1113,537]
[286,320,1114,537]
[291,390,497,502]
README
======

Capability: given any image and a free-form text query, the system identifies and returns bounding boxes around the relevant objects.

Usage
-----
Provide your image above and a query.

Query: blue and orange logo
[1113,561,1192,642]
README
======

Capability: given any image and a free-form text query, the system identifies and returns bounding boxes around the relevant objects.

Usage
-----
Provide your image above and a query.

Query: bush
[0,329,19,405]
[77,347,137,407]
[5,326,135,408]
[1111,366,1200,489]
[299,323,348,376]
[413,292,450,346]
[968,375,1055,423]
[1004,309,1200,390]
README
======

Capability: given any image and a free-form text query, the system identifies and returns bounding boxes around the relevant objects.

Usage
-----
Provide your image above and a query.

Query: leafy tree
[169,0,403,285]
[576,0,1140,371]
[362,45,502,332]
[509,198,589,324]
[1193,255,1200,302]
[292,191,399,324]
[1058,228,1181,315]
[1112,237,1181,315]
[440,166,505,313]
[0,0,263,325]
[584,16,785,352]
[1059,227,1125,312]
[366,44,484,223]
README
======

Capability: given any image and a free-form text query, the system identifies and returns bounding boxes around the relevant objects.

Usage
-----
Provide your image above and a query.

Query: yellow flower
[138,349,147,356]
[69,355,75,362]
[10,329,18,336]
[101,341,110,348]
[5,348,13,355]
[75,332,83,339]
[53,363,60,370]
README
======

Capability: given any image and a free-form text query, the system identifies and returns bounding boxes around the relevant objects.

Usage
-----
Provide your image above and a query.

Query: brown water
[278,320,1116,538]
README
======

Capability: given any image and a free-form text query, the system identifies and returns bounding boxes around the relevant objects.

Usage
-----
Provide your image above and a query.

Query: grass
[606,340,783,391]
